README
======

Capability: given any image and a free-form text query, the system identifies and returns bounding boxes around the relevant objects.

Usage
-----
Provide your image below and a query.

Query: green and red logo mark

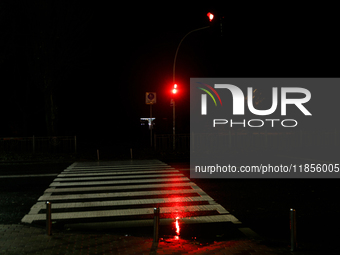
[197,82,222,115]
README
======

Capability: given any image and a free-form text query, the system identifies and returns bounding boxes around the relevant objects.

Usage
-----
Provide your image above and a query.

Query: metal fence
[155,130,340,151]
[192,130,340,151]
[0,136,77,154]
[154,134,190,151]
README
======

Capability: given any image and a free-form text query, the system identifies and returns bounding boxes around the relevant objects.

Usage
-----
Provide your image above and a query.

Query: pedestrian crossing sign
[146,92,156,104]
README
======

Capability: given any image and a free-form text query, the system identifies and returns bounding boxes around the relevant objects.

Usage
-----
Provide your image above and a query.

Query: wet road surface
[19,160,242,242]
[1,158,340,253]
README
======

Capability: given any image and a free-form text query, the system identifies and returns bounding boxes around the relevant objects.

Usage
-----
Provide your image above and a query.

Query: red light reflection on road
[165,195,183,237]
[175,217,180,236]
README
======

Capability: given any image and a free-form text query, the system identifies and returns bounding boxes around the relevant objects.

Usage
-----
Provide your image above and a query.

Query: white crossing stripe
[54,173,184,181]
[49,177,190,186]
[67,165,171,170]
[21,160,241,227]
[64,166,175,172]
[38,188,202,201]
[44,182,197,193]
[31,196,215,210]
[57,169,179,177]
[21,204,229,223]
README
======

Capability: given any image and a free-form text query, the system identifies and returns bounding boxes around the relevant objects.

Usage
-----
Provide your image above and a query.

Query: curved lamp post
[172,25,210,150]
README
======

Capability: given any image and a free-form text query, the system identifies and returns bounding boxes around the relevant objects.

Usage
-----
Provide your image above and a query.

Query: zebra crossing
[21,160,240,229]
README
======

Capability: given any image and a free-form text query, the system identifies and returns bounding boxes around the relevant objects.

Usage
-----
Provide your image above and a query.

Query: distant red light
[207,12,214,22]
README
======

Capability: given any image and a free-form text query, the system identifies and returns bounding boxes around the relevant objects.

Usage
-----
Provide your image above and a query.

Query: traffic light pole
[172,26,210,83]
[172,25,210,151]
[173,99,175,150]
[150,104,153,147]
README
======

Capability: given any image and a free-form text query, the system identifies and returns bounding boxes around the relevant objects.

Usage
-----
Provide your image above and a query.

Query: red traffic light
[172,84,178,94]
[207,12,214,22]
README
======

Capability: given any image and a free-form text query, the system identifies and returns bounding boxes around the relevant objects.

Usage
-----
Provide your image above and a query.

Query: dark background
[1,2,339,150]
[1,4,340,252]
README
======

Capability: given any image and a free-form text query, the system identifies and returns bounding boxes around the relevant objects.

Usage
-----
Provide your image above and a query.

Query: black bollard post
[153,207,160,242]
[290,208,297,251]
[46,201,52,236]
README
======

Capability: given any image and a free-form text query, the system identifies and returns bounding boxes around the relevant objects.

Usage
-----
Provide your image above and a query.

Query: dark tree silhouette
[1,1,93,136]
[25,1,93,136]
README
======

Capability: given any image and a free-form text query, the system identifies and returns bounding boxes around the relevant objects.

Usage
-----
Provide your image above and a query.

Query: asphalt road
[0,162,72,224]
[1,159,340,253]
[165,151,340,253]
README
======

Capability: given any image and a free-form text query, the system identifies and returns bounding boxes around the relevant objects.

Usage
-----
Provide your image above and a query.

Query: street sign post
[146,92,156,147]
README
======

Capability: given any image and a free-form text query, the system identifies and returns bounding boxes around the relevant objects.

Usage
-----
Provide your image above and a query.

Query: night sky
[1,2,339,149]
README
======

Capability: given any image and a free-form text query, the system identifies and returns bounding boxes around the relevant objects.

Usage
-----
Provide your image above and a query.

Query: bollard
[46,201,52,236]
[97,149,99,161]
[153,207,160,242]
[290,208,297,251]
[130,148,133,159]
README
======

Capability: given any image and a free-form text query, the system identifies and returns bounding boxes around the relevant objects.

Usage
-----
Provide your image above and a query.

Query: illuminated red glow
[207,12,214,22]
[172,84,178,94]
[175,217,180,236]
